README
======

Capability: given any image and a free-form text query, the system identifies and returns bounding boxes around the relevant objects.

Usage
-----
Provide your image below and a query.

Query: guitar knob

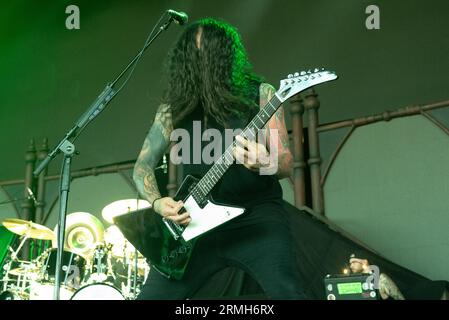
[170,251,178,259]
[287,74,293,79]
[307,70,312,74]
[314,68,319,72]
[294,72,299,77]
[300,71,306,76]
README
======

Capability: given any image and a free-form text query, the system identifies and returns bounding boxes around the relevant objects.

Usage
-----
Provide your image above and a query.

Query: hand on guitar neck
[153,197,191,226]
[234,135,271,172]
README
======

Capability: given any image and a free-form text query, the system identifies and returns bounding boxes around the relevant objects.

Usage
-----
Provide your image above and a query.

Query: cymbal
[101,199,150,224]
[7,260,40,277]
[52,212,105,260]
[104,225,126,246]
[104,225,143,259]
[8,266,40,277]
[1,218,54,240]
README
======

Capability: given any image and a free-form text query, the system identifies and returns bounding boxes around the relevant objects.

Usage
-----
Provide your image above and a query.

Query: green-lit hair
[163,18,262,127]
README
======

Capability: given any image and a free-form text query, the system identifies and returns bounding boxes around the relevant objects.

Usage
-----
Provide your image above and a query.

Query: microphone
[167,9,188,25]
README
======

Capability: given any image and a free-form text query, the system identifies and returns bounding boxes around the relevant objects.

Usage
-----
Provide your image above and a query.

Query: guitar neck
[190,94,283,203]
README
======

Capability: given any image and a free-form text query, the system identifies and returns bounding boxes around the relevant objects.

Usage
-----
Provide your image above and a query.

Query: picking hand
[153,197,191,225]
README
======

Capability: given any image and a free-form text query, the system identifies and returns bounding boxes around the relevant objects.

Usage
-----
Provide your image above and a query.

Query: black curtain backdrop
[116,201,448,300]
[192,202,448,300]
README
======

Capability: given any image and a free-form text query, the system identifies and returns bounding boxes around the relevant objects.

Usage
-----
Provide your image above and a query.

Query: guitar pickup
[162,217,184,240]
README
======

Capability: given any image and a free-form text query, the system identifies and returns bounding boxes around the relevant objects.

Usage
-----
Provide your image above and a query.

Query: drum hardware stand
[107,248,116,281]
[9,235,30,261]
[62,251,75,286]
[32,10,181,300]
[1,259,13,292]
[133,249,138,299]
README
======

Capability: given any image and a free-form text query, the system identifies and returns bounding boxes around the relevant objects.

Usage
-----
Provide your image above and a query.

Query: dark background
[1,0,448,181]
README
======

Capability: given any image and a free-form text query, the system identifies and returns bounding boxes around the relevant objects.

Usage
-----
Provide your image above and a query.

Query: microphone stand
[32,13,176,300]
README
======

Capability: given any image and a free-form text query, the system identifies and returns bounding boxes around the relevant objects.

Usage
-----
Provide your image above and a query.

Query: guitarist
[133,18,306,300]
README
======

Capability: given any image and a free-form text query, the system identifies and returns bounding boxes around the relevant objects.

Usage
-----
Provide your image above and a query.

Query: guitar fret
[189,95,282,201]
[218,164,226,173]
[212,166,220,178]
[197,184,206,196]
[224,153,231,164]
[261,108,270,118]
[206,178,213,189]
[227,153,234,165]
[256,114,264,124]
[201,179,208,192]
[244,128,256,140]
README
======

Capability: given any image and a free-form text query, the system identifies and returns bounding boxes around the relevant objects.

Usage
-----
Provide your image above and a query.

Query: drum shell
[40,249,86,286]
[29,282,74,300]
[0,290,23,300]
[70,283,124,300]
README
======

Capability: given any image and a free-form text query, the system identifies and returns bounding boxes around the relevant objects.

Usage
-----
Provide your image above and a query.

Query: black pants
[137,201,306,300]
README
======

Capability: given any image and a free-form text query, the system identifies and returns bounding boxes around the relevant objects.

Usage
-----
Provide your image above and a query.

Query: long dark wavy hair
[163,18,262,128]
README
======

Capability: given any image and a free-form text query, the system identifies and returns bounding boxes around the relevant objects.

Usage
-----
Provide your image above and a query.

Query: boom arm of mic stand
[33,84,115,178]
[30,14,175,300]
[33,18,173,178]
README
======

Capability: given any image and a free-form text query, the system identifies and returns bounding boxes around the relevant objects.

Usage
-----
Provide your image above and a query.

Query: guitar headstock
[277,68,338,102]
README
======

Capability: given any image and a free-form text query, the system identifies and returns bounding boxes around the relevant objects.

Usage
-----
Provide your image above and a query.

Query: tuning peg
[300,71,306,76]
[287,74,293,79]
[314,68,319,72]
[294,72,299,77]
[307,70,312,74]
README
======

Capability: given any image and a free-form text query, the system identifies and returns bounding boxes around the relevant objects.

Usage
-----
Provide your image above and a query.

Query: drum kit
[0,199,151,300]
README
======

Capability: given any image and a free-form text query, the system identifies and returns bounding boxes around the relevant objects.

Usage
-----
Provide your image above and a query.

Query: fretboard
[189,94,282,204]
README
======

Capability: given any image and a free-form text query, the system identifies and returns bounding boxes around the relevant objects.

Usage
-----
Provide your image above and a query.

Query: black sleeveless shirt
[175,85,283,209]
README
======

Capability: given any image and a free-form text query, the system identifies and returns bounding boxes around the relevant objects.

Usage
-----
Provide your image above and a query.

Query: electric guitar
[114,69,338,279]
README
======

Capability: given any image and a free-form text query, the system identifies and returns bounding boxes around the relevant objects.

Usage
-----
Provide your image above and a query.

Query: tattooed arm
[262,83,293,179]
[378,273,405,300]
[133,104,173,204]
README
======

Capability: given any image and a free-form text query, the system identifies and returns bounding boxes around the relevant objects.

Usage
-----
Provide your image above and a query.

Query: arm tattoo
[133,104,173,203]
[379,273,405,300]
[260,83,293,178]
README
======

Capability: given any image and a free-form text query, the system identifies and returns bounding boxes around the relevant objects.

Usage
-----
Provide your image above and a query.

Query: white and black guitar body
[114,68,338,280]
[114,174,245,281]
[164,175,245,242]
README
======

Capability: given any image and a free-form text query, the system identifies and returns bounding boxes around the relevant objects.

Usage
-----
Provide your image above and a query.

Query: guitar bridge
[162,218,184,240]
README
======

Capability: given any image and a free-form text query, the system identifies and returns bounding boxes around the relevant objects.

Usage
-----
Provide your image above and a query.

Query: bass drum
[39,248,87,287]
[29,282,74,300]
[0,290,24,300]
[70,283,125,300]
